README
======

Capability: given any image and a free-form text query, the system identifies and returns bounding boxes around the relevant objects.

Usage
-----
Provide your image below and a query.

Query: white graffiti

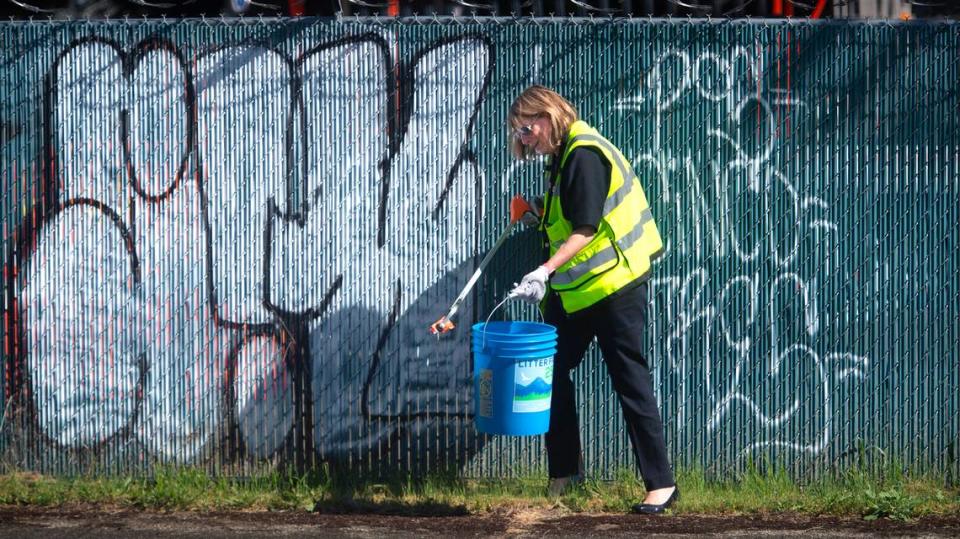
[619,47,870,458]
[18,35,489,462]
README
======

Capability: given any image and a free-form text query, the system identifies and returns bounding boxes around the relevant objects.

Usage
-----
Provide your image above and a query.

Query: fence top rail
[1,15,959,28]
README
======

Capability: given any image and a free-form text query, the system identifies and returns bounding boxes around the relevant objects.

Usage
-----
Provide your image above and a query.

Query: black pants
[544,282,675,491]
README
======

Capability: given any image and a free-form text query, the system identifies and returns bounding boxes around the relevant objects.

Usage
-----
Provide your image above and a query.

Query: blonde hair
[508,85,579,160]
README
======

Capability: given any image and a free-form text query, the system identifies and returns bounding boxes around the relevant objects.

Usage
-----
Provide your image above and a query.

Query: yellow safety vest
[540,121,663,313]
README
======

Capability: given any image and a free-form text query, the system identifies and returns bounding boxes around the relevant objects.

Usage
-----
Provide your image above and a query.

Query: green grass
[0,464,957,521]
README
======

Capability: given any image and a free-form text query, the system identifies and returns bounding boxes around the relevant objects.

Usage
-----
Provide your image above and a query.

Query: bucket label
[513,357,553,413]
[478,369,494,418]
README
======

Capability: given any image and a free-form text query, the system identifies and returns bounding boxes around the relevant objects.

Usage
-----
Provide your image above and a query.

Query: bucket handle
[481,294,546,351]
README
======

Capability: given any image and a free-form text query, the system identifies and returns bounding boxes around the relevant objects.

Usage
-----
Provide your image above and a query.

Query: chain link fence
[1,17,958,479]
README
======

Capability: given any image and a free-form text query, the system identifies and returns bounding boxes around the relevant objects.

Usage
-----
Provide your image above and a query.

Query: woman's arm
[542,226,595,274]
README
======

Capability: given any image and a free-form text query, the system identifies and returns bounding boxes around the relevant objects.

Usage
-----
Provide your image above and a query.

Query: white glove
[510,265,551,304]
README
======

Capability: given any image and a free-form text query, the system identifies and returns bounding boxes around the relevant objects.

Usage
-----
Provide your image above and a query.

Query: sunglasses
[512,124,534,139]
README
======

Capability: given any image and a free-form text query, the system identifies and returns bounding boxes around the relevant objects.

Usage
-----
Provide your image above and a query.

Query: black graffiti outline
[361,157,487,425]
[191,39,355,465]
[250,32,494,426]
[120,40,196,204]
[2,35,162,455]
[5,195,145,454]
[6,30,494,464]
[359,34,493,424]
[6,35,220,457]
[222,325,300,462]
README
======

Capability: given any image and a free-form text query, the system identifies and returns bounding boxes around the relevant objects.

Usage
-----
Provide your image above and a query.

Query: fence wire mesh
[1,17,958,480]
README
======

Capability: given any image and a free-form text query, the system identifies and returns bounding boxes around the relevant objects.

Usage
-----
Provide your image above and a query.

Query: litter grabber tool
[429,195,536,335]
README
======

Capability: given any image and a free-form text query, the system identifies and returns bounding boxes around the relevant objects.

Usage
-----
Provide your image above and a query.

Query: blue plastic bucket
[472,321,558,436]
[475,321,558,343]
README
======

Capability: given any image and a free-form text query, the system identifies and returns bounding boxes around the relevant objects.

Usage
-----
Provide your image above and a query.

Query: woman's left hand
[511,265,551,303]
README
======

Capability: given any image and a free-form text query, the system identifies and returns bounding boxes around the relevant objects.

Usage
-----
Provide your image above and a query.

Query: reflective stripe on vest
[550,208,653,287]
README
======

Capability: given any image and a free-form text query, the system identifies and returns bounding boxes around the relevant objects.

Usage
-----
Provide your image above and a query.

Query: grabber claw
[429,317,456,335]
[509,194,534,224]
[430,195,525,336]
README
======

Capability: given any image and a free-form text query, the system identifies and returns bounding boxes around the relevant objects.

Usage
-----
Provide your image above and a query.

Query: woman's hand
[510,265,552,303]
[511,226,594,303]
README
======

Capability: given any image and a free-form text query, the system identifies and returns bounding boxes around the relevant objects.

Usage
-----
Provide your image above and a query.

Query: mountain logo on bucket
[513,359,553,413]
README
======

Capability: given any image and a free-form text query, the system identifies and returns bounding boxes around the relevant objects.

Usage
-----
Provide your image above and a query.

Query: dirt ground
[2,507,960,538]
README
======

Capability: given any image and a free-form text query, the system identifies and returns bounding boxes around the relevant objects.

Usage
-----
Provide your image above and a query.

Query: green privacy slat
[0,18,957,479]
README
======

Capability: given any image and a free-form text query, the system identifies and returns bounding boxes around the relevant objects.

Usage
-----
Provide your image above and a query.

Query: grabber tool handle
[429,195,530,335]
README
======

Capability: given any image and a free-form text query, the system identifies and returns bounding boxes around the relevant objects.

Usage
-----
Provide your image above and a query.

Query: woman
[508,85,678,514]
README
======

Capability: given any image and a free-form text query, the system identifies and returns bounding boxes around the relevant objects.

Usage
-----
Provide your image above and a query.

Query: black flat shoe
[632,487,679,515]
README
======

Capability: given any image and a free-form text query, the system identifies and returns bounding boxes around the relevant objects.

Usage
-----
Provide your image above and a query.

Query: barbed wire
[661,0,844,12]
[4,0,958,17]
[341,0,389,9]
[566,0,620,13]
[449,0,498,10]
[6,0,55,12]
[243,0,282,10]
[126,0,180,8]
